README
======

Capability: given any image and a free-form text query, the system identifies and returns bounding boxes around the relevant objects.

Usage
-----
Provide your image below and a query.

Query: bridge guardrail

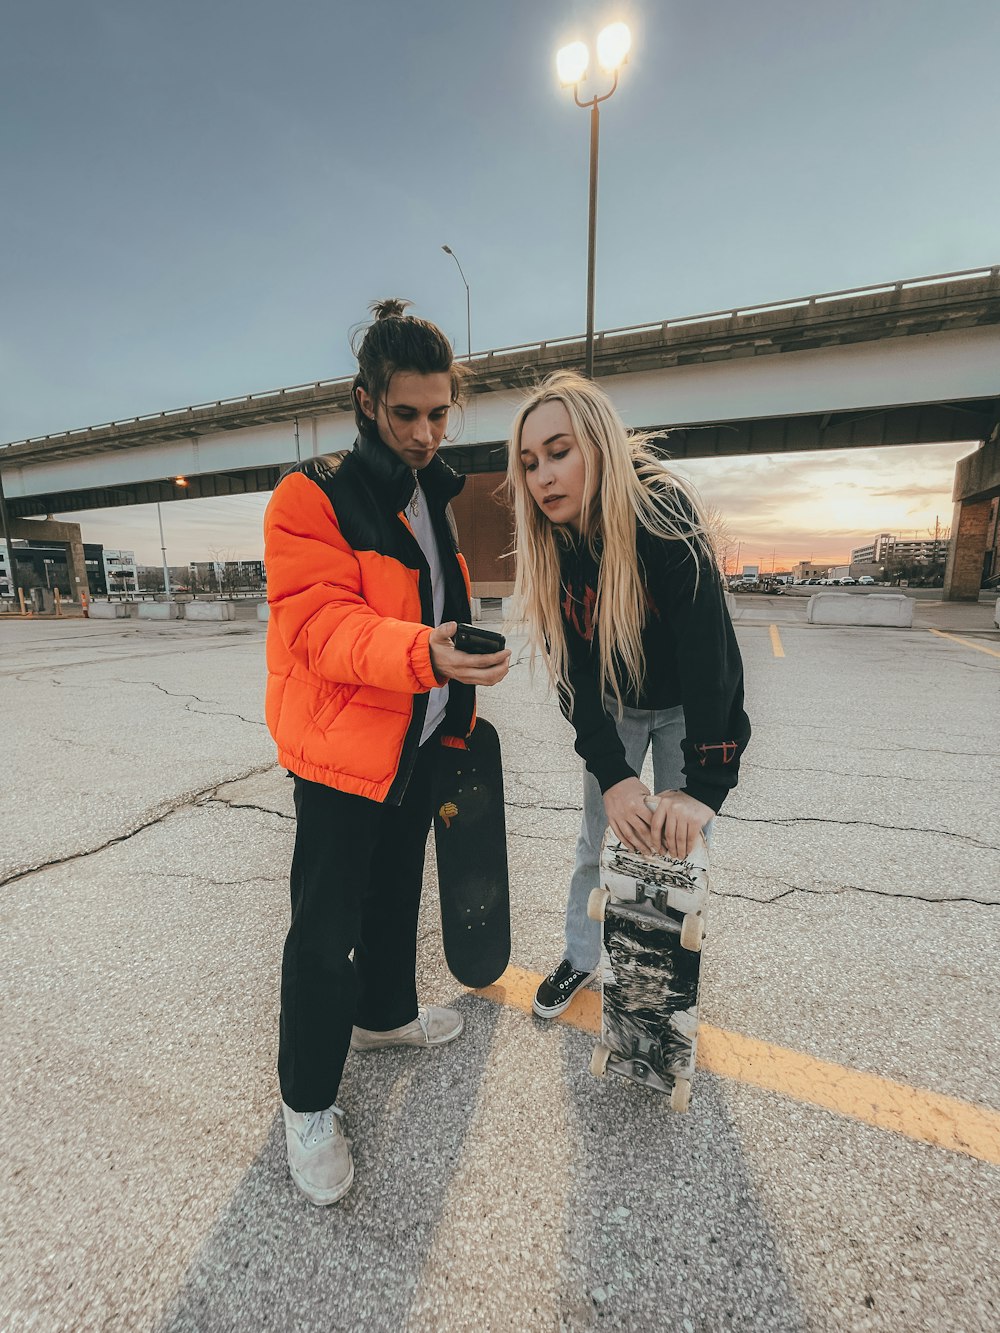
[3,264,997,452]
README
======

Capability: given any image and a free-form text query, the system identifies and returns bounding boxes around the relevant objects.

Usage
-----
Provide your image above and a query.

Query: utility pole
[157,502,172,598]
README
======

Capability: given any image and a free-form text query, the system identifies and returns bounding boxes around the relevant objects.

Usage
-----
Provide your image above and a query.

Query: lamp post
[441,244,471,362]
[155,476,189,599]
[556,22,632,380]
[157,501,171,598]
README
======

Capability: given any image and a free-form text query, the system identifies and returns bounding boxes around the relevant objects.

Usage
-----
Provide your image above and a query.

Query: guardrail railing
[4,264,996,452]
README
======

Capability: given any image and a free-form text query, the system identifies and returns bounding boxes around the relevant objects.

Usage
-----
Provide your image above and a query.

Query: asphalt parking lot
[1,599,998,1332]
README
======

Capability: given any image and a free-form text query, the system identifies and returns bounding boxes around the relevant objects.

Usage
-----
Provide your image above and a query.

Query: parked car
[839,577,856,585]
[857,575,875,585]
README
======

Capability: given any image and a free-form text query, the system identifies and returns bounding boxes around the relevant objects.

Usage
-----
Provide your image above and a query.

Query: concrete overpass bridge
[2,266,999,600]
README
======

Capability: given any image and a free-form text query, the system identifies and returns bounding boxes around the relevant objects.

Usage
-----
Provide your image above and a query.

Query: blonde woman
[506,371,751,1019]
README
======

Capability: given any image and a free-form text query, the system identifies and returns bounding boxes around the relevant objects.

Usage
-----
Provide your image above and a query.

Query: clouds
[3,2,1000,444]
[673,441,969,565]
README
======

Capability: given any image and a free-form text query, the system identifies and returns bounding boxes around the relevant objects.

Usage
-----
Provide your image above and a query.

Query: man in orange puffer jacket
[264,300,510,1206]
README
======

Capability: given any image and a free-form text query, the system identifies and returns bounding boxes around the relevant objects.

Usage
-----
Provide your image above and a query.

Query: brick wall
[449,472,515,592]
[943,498,993,600]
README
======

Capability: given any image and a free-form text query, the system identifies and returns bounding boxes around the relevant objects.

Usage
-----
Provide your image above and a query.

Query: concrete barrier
[89,601,131,619]
[257,603,271,621]
[472,595,510,624]
[185,601,235,621]
[138,601,183,620]
[994,598,999,630]
[807,592,914,628]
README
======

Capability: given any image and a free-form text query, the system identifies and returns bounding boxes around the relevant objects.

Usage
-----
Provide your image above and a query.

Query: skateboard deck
[588,807,709,1112]
[433,718,511,989]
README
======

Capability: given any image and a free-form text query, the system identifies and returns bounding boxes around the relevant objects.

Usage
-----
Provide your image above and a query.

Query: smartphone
[453,623,506,654]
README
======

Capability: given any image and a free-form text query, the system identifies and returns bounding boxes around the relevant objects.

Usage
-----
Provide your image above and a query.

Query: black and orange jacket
[264,435,474,803]
[559,524,751,813]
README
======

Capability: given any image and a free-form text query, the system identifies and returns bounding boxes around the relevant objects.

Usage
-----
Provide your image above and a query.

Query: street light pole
[557,22,632,380]
[157,501,172,598]
[441,245,471,362]
[585,101,600,380]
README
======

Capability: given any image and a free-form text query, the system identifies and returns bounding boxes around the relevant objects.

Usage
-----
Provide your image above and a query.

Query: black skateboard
[433,718,511,988]
[587,801,709,1112]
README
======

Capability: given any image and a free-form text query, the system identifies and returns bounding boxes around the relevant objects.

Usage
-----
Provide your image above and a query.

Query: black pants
[278,738,441,1113]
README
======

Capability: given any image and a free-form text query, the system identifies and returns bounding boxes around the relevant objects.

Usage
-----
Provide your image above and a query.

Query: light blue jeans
[564,702,710,973]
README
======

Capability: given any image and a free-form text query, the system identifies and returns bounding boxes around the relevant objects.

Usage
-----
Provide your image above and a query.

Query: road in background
[1,608,998,1331]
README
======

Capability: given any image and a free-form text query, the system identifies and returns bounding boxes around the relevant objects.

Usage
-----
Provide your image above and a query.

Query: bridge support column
[945,433,1000,601]
[943,498,992,601]
[0,517,90,603]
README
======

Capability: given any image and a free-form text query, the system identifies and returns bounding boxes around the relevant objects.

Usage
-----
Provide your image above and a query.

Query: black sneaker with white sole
[532,960,598,1019]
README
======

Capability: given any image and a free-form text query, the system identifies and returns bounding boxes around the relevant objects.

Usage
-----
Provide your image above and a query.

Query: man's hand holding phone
[429,621,510,686]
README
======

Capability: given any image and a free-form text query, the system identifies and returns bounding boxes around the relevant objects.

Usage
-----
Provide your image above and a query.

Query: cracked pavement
[1,606,999,1333]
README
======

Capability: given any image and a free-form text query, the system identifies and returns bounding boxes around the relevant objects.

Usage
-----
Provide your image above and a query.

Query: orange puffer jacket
[264,437,474,803]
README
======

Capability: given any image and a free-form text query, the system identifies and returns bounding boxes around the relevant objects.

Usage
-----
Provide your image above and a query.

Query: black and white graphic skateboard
[587,799,709,1112]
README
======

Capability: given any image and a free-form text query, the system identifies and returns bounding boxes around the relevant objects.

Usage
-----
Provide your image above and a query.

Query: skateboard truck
[587,884,705,953]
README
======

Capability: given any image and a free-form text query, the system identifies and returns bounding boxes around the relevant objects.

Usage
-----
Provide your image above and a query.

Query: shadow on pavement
[156,993,502,1332]
[554,1026,808,1332]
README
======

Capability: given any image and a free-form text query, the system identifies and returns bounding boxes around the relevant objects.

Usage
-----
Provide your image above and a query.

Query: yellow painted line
[929,628,1000,659]
[477,964,1000,1166]
[768,623,785,658]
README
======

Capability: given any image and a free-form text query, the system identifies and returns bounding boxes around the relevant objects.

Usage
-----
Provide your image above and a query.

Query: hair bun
[369,297,412,321]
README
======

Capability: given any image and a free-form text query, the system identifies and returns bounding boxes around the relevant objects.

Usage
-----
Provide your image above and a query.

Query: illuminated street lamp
[556,21,632,378]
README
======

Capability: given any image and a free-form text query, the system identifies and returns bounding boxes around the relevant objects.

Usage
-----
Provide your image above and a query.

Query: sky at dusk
[2,0,997,566]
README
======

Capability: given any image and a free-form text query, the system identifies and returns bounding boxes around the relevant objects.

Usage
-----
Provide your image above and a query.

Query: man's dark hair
[351,298,465,438]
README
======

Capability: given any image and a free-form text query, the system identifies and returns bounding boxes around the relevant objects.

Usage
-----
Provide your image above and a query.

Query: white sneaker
[281,1101,354,1205]
[350,1005,464,1051]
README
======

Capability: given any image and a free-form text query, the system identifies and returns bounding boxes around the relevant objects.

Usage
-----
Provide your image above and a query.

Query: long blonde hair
[505,371,715,716]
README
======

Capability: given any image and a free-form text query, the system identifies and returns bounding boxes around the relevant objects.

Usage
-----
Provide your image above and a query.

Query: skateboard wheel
[670,1077,692,1113]
[680,912,704,953]
[590,1043,611,1078]
[587,887,611,922]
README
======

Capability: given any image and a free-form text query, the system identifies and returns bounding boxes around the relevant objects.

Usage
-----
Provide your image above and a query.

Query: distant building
[10,540,109,596]
[102,549,138,597]
[792,560,827,580]
[136,564,190,593]
[1,540,138,600]
[850,534,895,565]
[190,559,266,593]
[850,532,950,567]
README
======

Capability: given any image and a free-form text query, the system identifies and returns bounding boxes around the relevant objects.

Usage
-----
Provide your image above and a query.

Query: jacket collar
[354,433,465,512]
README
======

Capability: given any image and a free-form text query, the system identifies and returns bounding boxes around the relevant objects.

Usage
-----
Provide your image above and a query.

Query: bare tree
[701,505,736,576]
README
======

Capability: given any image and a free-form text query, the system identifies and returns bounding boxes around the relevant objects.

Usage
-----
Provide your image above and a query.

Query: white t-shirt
[406,478,450,744]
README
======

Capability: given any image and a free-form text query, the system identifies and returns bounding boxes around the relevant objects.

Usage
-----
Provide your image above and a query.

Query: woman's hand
[645,789,713,860]
[428,622,511,686]
[603,777,656,854]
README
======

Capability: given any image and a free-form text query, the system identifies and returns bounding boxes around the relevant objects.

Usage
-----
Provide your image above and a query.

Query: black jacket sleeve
[558,630,637,794]
[644,531,751,812]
